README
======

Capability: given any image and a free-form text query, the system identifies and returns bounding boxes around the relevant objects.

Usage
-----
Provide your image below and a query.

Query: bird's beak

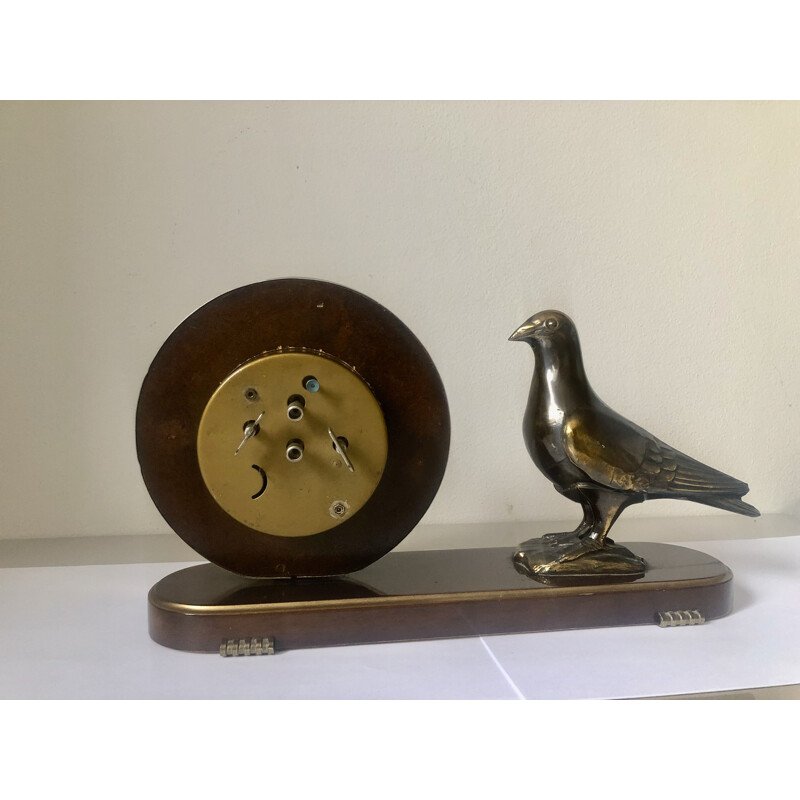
[509,322,537,341]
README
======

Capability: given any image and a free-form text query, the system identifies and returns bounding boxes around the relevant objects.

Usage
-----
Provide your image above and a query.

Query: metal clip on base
[657,610,705,627]
[220,637,275,657]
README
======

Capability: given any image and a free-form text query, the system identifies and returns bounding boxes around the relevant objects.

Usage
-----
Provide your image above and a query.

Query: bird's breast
[523,403,581,484]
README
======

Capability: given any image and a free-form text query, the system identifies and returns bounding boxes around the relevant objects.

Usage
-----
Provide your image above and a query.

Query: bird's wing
[562,408,750,497]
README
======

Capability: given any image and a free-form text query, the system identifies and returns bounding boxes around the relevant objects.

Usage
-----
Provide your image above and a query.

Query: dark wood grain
[136,279,450,577]
[148,542,733,653]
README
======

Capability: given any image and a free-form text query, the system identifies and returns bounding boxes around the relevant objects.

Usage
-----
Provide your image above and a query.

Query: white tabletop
[1,531,799,699]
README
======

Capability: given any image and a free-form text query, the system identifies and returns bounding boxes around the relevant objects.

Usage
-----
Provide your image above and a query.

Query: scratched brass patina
[197,351,388,537]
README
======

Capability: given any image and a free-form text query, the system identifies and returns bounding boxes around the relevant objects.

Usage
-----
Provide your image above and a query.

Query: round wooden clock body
[136,279,450,578]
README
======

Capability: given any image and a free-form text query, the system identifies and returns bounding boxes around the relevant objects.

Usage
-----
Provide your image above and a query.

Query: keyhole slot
[251,465,268,499]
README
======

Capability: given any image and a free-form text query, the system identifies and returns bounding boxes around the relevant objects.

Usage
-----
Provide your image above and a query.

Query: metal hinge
[220,637,275,657]
[657,610,705,627]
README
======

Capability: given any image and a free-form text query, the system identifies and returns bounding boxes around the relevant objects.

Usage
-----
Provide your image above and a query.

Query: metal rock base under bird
[509,310,758,584]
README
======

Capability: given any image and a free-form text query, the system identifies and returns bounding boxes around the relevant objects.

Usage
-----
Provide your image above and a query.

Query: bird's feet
[518,531,571,549]
[519,523,593,550]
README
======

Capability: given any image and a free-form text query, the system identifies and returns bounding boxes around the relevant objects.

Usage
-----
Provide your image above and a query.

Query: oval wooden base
[148,543,733,654]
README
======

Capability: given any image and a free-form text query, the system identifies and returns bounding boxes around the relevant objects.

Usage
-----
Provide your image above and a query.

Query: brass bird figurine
[509,310,759,579]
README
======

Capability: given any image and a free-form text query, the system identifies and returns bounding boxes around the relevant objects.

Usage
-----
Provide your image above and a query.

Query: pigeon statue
[509,309,758,580]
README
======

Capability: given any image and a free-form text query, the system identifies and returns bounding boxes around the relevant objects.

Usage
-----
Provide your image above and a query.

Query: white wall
[1,101,798,539]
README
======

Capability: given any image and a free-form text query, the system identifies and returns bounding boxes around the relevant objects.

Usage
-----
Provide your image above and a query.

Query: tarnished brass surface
[509,310,758,580]
[513,532,645,585]
[197,351,388,537]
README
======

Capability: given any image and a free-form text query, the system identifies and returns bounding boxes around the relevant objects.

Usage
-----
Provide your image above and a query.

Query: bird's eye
[545,318,559,330]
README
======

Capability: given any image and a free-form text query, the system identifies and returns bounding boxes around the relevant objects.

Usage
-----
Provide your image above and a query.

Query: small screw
[329,500,349,518]
[244,387,259,402]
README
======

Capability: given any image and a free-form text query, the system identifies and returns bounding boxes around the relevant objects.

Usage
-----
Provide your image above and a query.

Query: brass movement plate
[197,351,388,537]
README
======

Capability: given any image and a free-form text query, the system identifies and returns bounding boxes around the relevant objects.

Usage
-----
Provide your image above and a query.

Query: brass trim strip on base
[150,569,732,617]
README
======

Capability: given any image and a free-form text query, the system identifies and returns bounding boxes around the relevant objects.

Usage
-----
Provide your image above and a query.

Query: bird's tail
[689,494,761,517]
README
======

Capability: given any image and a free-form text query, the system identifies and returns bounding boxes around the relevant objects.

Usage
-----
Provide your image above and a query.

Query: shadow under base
[148,542,731,654]
[514,532,647,585]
